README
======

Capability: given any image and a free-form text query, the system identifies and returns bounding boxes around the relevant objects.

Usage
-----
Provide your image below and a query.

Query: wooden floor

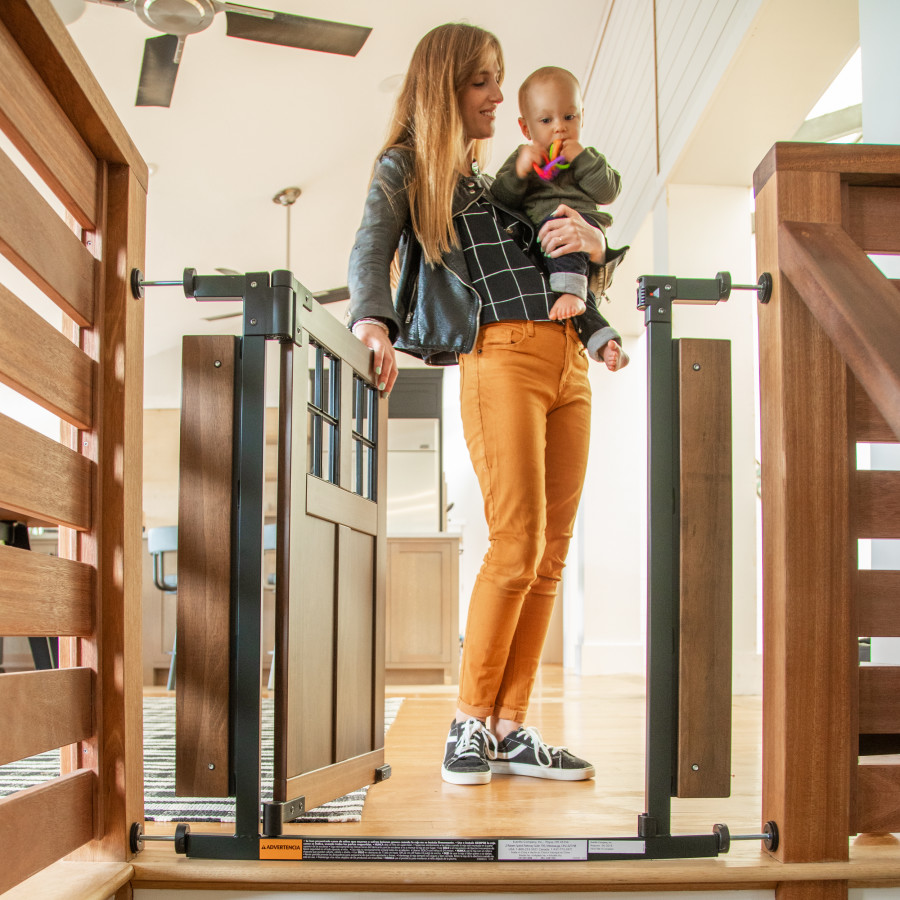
[133,667,900,893]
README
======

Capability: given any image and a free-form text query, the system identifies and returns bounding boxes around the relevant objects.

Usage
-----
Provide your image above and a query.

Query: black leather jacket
[348,148,628,366]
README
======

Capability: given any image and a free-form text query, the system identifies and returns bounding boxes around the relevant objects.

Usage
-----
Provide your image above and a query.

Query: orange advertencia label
[259,838,303,860]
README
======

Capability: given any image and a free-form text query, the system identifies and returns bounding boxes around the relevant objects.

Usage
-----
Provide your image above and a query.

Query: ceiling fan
[80,0,372,107]
[204,185,349,321]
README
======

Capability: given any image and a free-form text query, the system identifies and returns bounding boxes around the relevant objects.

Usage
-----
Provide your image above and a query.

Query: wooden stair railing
[754,143,900,881]
[0,0,146,894]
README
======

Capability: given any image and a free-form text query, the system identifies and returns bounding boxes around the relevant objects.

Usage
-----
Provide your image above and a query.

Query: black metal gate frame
[129,267,776,863]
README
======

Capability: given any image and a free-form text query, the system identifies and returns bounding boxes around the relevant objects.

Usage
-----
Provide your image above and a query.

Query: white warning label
[497,839,587,861]
[588,839,646,855]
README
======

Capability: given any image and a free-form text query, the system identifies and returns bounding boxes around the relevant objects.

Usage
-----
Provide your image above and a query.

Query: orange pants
[457,319,591,723]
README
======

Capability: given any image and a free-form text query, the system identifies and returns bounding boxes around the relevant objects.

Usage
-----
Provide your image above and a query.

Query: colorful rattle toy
[532,140,571,181]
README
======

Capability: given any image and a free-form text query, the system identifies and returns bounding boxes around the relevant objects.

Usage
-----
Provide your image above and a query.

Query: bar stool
[147,525,178,691]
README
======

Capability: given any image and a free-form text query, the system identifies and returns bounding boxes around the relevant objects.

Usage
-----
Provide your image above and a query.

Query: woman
[348,23,627,786]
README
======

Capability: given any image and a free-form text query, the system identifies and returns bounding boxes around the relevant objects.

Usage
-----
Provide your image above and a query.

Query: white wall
[664,183,762,694]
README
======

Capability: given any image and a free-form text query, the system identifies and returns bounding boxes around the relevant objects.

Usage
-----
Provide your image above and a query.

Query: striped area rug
[0,695,403,824]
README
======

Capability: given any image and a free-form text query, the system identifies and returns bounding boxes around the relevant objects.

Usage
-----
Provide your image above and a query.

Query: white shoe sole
[489,761,595,781]
[441,765,492,785]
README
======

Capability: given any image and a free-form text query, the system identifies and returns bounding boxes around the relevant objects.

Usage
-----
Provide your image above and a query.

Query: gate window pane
[351,374,377,500]
[307,341,339,484]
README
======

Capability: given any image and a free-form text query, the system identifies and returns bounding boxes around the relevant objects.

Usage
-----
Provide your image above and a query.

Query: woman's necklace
[471,159,481,176]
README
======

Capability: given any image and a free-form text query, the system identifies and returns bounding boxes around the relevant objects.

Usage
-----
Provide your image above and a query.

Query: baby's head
[517,66,583,151]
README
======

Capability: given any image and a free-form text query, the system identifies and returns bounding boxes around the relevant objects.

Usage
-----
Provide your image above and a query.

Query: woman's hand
[538,204,607,263]
[352,322,398,397]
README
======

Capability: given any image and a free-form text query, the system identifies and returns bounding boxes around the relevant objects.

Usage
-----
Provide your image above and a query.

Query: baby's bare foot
[548,293,587,320]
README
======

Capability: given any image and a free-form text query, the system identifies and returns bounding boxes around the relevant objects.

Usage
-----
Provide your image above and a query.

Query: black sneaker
[488,725,595,780]
[441,718,496,785]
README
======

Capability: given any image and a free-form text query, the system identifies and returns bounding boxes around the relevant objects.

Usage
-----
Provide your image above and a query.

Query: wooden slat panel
[856,763,900,834]
[283,747,384,815]
[0,770,93,895]
[779,220,900,441]
[0,412,91,529]
[855,470,900,539]
[675,339,732,798]
[0,1,147,189]
[0,668,91,765]
[306,475,377,535]
[846,185,900,254]
[0,17,97,229]
[0,543,92,636]
[859,666,900,734]
[854,375,897,444]
[0,282,93,429]
[858,571,900,637]
[175,335,236,798]
[335,526,375,762]
[0,146,94,326]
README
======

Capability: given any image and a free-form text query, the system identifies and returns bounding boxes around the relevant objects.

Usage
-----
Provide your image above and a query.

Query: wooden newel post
[754,145,855,866]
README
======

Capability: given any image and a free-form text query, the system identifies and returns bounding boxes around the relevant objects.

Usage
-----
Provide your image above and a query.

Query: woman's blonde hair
[380,23,504,265]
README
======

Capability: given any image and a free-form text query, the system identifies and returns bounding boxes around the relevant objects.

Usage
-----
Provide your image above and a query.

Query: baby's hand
[602,340,629,372]
[560,139,584,161]
[516,144,545,179]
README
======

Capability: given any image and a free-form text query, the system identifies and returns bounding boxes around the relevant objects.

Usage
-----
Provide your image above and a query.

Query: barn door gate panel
[130,268,387,859]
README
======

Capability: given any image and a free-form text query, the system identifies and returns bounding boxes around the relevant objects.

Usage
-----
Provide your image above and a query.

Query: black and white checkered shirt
[457,197,555,324]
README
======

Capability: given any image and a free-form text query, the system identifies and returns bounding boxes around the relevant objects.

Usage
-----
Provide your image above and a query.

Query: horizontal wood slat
[0,770,93,895]
[0,668,92,765]
[858,570,900,637]
[0,543,93,636]
[778,220,900,441]
[0,282,93,429]
[283,747,384,815]
[0,145,94,327]
[859,666,900,734]
[0,17,97,229]
[0,412,92,530]
[846,185,900,254]
[855,470,900,539]
[855,376,898,443]
[307,475,377,535]
[856,763,900,834]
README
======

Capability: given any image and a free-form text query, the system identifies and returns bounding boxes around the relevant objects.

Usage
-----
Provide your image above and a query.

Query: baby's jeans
[457,318,591,723]
[539,213,604,301]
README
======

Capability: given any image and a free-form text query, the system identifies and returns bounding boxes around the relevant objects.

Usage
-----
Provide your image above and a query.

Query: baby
[491,66,622,322]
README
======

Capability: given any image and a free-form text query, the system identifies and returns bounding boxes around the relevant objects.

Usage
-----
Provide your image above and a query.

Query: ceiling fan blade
[136,34,182,107]
[313,286,350,304]
[224,7,371,57]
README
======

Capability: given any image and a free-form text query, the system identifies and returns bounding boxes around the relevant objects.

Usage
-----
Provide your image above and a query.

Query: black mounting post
[637,276,679,838]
